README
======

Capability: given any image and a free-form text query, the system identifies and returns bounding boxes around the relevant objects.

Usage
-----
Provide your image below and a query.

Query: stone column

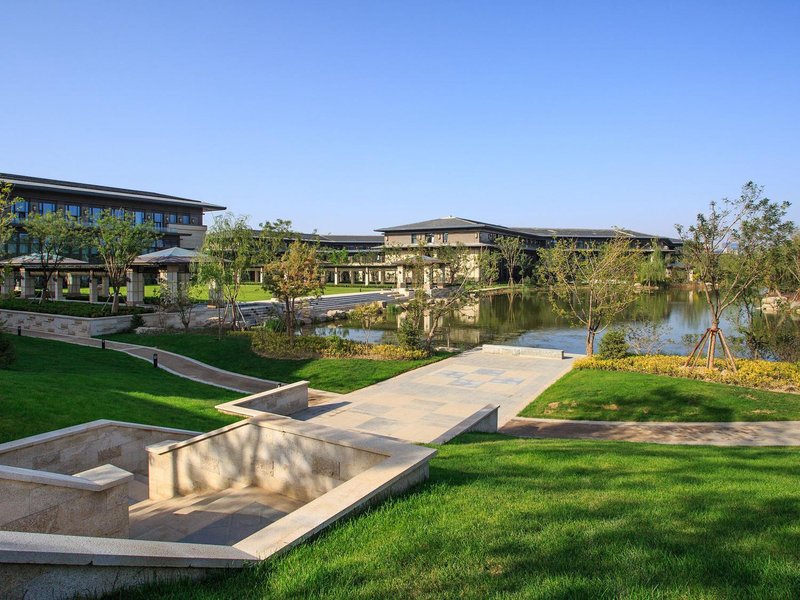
[126,269,145,305]
[364,267,371,285]
[396,265,405,289]
[423,266,432,290]
[99,276,110,297]
[20,268,35,298]
[67,274,82,295]
[51,274,64,300]
[333,268,339,285]
[377,269,383,285]
[89,276,99,303]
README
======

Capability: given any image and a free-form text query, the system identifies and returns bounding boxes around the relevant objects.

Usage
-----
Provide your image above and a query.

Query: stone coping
[430,404,499,445]
[0,420,201,456]
[0,531,255,568]
[214,381,309,418]
[0,308,141,322]
[0,463,132,492]
[482,344,565,359]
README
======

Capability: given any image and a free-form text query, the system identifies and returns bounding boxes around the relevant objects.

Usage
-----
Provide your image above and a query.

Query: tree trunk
[217,305,223,341]
[585,329,596,356]
[285,298,293,339]
[706,320,719,369]
[111,288,120,314]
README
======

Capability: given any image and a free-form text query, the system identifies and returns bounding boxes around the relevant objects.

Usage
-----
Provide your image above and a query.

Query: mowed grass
[80,283,392,303]
[521,369,800,422]
[106,333,445,393]
[0,336,239,443]
[120,434,800,599]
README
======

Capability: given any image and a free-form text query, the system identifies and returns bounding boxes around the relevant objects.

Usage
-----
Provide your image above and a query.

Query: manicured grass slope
[521,369,800,422]
[107,333,443,393]
[0,336,239,443]
[121,434,800,599]
[81,283,391,302]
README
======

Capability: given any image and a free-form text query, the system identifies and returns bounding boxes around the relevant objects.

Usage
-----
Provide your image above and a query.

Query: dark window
[12,201,29,223]
[87,207,103,224]
[134,210,145,224]
[112,208,125,219]
[442,232,448,243]
[411,233,418,244]
[425,234,434,243]
[38,202,57,215]
[65,204,81,219]
[168,213,177,224]
[152,213,164,230]
[180,214,190,225]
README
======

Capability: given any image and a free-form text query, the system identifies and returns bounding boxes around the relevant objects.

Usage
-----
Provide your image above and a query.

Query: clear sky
[2,1,798,236]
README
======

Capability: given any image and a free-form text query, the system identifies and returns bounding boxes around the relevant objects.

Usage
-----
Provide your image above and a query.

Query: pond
[311,288,797,357]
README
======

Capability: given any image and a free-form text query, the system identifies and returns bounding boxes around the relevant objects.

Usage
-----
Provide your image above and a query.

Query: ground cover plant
[0,297,149,317]
[0,336,238,443]
[249,329,429,360]
[106,332,444,393]
[118,434,800,599]
[521,368,800,422]
[575,354,800,393]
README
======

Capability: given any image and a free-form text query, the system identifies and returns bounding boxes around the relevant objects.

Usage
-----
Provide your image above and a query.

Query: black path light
[153,353,158,368]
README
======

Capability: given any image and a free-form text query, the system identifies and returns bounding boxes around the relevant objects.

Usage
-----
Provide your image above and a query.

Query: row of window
[2,231,177,261]
[10,201,195,228]
[410,232,449,244]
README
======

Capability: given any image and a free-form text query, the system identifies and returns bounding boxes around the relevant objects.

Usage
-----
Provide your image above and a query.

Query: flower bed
[575,355,800,393]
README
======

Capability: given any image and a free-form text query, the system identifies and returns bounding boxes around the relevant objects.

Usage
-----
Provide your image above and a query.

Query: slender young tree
[24,211,89,303]
[495,236,527,287]
[0,181,21,251]
[676,182,793,370]
[194,213,256,334]
[637,240,667,288]
[538,236,642,356]
[261,239,324,338]
[94,210,160,313]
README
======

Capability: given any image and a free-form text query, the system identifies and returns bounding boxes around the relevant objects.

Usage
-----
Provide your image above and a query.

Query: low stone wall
[215,381,309,418]
[148,418,386,503]
[0,420,199,477]
[482,344,565,360]
[0,309,135,337]
[0,464,132,538]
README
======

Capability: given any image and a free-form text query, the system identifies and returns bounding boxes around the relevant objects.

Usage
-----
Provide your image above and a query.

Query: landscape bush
[250,329,428,361]
[598,329,629,359]
[575,354,800,393]
[0,333,15,369]
[0,298,149,318]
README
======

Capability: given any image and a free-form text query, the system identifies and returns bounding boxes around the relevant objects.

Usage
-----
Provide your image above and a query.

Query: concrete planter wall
[0,309,136,337]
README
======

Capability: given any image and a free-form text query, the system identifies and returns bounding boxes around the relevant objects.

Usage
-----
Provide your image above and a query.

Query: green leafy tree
[477,248,500,286]
[676,182,793,370]
[261,239,324,338]
[435,243,470,285]
[194,213,256,335]
[0,181,21,251]
[94,210,160,313]
[495,236,527,287]
[538,236,642,356]
[637,240,667,287]
[351,302,383,343]
[24,211,89,303]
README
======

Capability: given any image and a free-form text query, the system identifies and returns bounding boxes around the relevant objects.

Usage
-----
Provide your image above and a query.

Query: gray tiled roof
[0,173,226,211]
[376,216,517,233]
[514,227,661,239]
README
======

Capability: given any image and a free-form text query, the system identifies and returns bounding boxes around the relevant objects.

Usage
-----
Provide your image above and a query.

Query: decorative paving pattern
[293,350,576,443]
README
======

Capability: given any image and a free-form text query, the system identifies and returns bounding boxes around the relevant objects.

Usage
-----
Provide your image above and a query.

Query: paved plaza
[293,350,576,443]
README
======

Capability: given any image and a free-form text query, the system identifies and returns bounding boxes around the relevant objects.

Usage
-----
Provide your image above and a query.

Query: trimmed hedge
[250,329,429,361]
[575,355,800,393]
[0,298,150,318]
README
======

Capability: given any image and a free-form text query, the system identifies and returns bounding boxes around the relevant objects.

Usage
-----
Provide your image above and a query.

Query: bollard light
[153,353,158,368]
[17,326,21,336]
[101,339,106,350]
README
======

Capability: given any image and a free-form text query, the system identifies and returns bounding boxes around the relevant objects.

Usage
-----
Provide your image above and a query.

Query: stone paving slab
[294,350,576,443]
[501,417,800,446]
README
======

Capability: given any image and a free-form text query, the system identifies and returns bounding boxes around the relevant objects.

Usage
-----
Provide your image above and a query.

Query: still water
[312,289,782,356]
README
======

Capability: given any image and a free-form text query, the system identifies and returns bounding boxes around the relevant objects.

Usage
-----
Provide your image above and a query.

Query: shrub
[397,317,424,351]
[0,333,15,369]
[598,329,629,359]
[250,329,429,361]
[129,314,145,331]
[259,318,284,334]
[575,355,800,393]
[0,298,149,318]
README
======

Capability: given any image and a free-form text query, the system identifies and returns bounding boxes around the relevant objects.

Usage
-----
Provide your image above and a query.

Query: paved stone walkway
[501,417,800,446]
[294,350,577,443]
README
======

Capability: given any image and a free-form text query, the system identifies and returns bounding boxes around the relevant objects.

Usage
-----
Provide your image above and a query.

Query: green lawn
[80,283,392,303]
[0,336,239,443]
[105,332,444,393]
[521,369,800,422]
[121,434,800,599]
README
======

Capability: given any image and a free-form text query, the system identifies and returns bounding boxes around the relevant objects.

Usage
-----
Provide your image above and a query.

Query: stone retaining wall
[215,381,309,418]
[0,309,135,337]
[482,344,565,359]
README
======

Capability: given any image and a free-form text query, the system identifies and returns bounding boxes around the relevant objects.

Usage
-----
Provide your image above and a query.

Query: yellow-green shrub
[575,355,800,392]
[250,329,429,361]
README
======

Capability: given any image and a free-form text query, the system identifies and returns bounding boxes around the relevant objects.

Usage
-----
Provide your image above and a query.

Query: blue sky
[2,1,798,235]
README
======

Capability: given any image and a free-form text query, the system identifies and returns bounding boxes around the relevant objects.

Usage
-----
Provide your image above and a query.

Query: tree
[477,248,500,287]
[676,182,793,370]
[261,239,324,338]
[194,213,256,336]
[94,210,160,313]
[0,181,21,251]
[24,211,89,303]
[435,243,470,285]
[495,236,527,287]
[156,280,200,333]
[351,302,382,343]
[538,236,642,356]
[637,240,667,288]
